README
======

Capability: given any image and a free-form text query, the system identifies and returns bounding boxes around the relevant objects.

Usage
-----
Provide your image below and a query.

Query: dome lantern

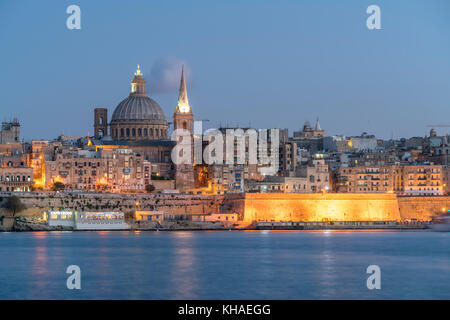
[109,65,169,141]
[131,64,146,96]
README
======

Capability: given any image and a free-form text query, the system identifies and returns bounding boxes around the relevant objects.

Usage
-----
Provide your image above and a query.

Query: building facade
[0,120,20,143]
[0,166,33,192]
[337,163,444,196]
[44,148,150,192]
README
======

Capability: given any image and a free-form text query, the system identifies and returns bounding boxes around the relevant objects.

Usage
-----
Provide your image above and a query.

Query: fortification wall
[2,192,448,223]
[0,192,219,217]
[397,196,450,221]
[233,193,401,222]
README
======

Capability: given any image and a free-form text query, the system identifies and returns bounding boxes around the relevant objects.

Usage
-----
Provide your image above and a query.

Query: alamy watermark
[171,121,280,175]
[366,265,381,290]
[366,5,381,30]
[66,265,81,290]
[66,5,81,30]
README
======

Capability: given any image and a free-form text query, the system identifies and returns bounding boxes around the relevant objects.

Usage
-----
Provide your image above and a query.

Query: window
[144,128,148,136]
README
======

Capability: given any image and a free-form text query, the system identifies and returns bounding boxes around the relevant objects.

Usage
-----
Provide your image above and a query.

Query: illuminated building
[26,140,49,189]
[0,166,33,192]
[338,163,445,196]
[245,159,331,193]
[91,65,179,182]
[108,65,169,141]
[173,65,195,191]
[44,148,150,192]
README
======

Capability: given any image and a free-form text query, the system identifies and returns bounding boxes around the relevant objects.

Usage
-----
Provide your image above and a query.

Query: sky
[1,0,450,141]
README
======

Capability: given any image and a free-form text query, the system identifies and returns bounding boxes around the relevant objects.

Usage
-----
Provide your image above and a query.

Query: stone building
[245,159,331,193]
[90,65,194,185]
[279,129,298,176]
[0,119,20,143]
[349,132,378,152]
[44,148,150,192]
[203,127,281,194]
[337,163,444,196]
[293,119,324,138]
[402,164,444,196]
[323,135,352,153]
[292,119,324,153]
[0,166,33,192]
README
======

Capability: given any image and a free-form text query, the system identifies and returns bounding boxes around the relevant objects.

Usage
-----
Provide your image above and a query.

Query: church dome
[111,95,167,124]
[110,65,167,125]
[109,65,169,141]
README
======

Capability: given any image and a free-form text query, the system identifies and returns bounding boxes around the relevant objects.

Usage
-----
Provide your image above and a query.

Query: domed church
[92,65,194,187]
[98,65,169,140]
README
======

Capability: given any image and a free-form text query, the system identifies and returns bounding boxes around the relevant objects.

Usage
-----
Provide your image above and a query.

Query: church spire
[178,65,188,105]
[315,118,322,131]
[176,65,191,113]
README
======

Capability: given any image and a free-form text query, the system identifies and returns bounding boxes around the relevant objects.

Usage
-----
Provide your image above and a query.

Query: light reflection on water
[169,232,199,299]
[0,230,448,299]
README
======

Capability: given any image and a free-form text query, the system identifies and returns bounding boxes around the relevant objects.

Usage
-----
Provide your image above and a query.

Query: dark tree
[145,184,156,193]
[4,196,26,217]
[52,182,65,191]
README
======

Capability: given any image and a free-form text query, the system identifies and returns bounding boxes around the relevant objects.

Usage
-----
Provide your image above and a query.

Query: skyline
[1,0,450,140]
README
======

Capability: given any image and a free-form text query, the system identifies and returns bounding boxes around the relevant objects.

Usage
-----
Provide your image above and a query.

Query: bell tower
[94,108,108,139]
[173,66,195,191]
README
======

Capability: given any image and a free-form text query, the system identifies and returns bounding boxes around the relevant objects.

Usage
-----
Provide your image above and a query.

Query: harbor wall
[222,193,402,222]
[1,192,449,223]
[397,196,450,221]
[0,192,219,218]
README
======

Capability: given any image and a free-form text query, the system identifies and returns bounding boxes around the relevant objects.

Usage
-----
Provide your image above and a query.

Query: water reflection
[169,232,199,299]
[315,231,339,298]
[30,233,50,298]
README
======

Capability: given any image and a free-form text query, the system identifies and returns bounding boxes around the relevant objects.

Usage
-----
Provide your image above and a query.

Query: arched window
[120,128,124,137]
[183,121,187,130]
[138,128,142,136]
[132,128,136,136]
[155,129,159,137]
[126,128,130,137]
[150,128,153,136]
[144,128,148,136]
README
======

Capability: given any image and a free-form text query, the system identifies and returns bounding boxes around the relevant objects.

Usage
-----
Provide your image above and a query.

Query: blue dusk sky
[1,0,449,140]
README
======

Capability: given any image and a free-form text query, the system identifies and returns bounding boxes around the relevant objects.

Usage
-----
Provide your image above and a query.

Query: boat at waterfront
[46,211,130,230]
[430,211,450,232]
